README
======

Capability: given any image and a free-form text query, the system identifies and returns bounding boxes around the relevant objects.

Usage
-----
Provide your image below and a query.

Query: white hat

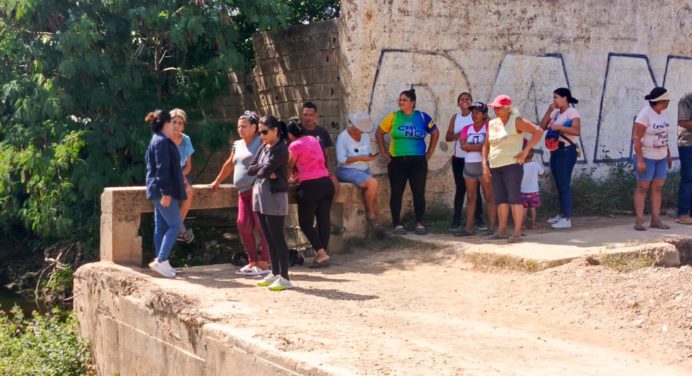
[348,111,373,133]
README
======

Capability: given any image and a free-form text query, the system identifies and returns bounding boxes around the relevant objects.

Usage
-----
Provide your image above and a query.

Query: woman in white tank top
[444,92,484,232]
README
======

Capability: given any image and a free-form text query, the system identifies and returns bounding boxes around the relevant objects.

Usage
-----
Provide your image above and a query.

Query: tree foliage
[0,0,339,249]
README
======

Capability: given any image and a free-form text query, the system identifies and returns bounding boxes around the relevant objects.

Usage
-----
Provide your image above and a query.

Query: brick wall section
[196,20,342,183]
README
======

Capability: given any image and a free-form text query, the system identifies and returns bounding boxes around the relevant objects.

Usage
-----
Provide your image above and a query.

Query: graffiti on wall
[366,49,692,174]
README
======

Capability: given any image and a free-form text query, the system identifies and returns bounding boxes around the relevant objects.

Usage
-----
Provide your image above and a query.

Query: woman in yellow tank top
[482,95,543,242]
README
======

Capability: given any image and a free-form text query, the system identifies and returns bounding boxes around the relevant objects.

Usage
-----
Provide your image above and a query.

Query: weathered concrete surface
[403,218,691,267]
[339,0,692,175]
[100,183,367,265]
[75,217,692,375]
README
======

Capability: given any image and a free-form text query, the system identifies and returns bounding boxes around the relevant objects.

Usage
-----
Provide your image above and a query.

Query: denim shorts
[633,157,667,181]
[336,167,372,186]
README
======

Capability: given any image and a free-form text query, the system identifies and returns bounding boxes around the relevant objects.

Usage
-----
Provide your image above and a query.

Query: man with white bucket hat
[335,111,384,237]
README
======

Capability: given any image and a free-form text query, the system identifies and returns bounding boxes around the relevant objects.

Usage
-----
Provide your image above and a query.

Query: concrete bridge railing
[100,184,367,265]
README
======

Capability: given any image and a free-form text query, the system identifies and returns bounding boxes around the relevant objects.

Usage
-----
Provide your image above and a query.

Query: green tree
[0,0,300,248]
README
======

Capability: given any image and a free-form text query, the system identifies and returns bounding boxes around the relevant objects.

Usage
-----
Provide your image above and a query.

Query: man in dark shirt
[677,93,692,224]
[300,102,343,233]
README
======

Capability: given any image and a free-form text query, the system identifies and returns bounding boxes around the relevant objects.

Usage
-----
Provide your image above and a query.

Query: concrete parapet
[100,184,367,265]
[74,263,323,376]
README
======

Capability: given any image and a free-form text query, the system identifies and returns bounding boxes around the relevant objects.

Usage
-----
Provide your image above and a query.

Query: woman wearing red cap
[482,95,543,242]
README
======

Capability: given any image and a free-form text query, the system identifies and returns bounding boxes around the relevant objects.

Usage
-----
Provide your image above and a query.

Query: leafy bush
[0,307,91,376]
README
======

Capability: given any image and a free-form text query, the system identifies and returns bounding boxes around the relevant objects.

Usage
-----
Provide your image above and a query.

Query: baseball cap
[487,94,512,108]
[348,111,374,133]
[468,101,488,113]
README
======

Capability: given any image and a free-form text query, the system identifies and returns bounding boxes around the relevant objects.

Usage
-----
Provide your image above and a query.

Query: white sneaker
[160,260,177,277]
[546,214,562,224]
[268,276,294,291]
[257,273,279,287]
[149,260,175,278]
[551,218,572,229]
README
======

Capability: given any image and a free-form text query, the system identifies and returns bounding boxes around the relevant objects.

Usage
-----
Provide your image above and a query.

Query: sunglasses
[259,130,271,136]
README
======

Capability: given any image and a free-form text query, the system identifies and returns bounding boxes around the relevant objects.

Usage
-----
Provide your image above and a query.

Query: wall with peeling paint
[338,0,691,180]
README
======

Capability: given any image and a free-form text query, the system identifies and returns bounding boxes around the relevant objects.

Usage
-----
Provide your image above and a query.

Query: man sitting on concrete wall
[677,92,692,225]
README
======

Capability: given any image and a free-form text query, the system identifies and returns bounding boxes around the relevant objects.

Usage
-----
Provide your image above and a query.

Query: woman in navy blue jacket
[145,110,186,278]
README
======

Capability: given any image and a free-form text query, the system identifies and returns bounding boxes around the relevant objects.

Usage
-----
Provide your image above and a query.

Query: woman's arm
[426,128,440,160]
[445,114,458,142]
[182,158,192,176]
[482,134,491,178]
[552,117,581,136]
[376,127,390,163]
[154,141,173,196]
[515,117,544,163]
[539,103,557,130]
[460,137,483,152]
[211,150,235,191]
[632,123,647,173]
[252,145,287,179]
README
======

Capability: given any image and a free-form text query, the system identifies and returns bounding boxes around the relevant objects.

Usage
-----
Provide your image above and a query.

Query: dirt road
[149,239,691,376]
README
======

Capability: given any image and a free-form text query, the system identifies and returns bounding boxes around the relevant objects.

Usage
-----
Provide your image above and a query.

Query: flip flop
[675,217,692,225]
[488,233,509,240]
[507,235,523,243]
[633,224,647,231]
[650,223,671,230]
[310,257,331,269]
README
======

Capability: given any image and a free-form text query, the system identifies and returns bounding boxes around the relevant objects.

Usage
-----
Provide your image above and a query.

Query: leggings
[388,156,427,225]
[452,156,483,225]
[297,177,335,251]
[258,214,289,279]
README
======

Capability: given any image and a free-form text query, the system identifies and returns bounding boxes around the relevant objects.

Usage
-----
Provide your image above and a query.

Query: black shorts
[490,164,523,205]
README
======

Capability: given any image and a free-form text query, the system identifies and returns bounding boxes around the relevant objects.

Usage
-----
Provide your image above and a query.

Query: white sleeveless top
[461,123,487,163]
[453,111,473,158]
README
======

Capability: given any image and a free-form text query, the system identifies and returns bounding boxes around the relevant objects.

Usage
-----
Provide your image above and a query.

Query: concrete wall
[199,20,342,183]
[339,0,691,193]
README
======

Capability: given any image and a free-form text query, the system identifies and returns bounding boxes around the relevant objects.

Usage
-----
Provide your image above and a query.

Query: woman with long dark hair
[145,110,186,278]
[376,88,440,235]
[248,116,292,290]
[539,88,581,229]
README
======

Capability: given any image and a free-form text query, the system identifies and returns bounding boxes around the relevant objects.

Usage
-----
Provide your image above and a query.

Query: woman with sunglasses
[211,111,271,276]
[248,116,292,291]
[287,119,334,268]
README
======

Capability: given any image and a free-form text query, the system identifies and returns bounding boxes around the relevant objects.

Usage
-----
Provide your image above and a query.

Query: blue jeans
[678,146,692,216]
[550,145,577,218]
[151,199,184,262]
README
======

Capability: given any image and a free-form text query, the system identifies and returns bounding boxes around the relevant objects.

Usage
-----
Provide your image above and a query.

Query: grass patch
[540,162,680,216]
[598,252,657,272]
[0,307,92,375]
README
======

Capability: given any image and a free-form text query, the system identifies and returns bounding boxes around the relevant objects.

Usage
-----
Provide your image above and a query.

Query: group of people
[142,86,692,290]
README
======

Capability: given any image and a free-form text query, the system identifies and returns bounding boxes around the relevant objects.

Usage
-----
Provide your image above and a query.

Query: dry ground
[142,232,692,376]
